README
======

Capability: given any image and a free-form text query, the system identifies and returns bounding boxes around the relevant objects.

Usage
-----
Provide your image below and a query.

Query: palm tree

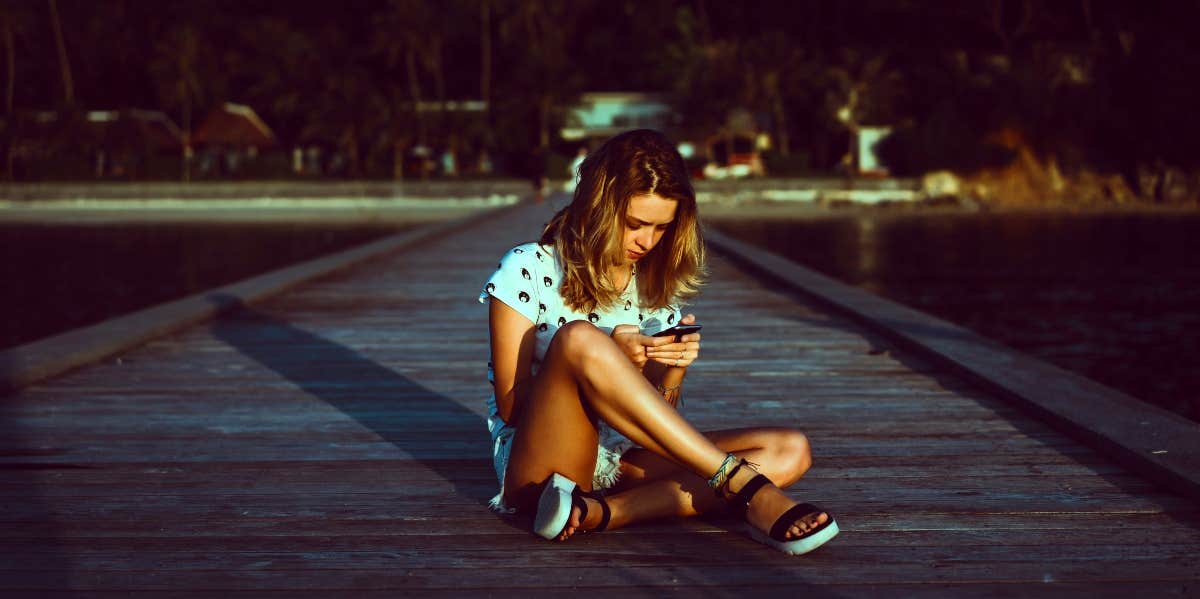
[740,32,818,158]
[2,4,17,179]
[149,25,203,181]
[2,7,13,115]
[1,1,34,180]
[480,0,493,155]
[496,0,590,148]
[234,18,316,162]
[823,48,905,172]
[46,0,72,106]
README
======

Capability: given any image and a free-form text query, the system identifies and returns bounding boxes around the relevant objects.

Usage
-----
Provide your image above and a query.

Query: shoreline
[2,177,1196,224]
[699,198,1200,221]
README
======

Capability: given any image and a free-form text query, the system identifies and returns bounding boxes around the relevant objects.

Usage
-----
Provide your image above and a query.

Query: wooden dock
[3,200,1199,597]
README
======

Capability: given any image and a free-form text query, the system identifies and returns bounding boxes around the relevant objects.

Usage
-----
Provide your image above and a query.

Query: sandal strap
[576,489,611,533]
[729,473,771,518]
[582,490,611,532]
[570,487,589,528]
[769,502,831,542]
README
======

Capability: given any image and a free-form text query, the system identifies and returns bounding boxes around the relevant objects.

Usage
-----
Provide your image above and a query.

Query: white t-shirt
[478,241,683,507]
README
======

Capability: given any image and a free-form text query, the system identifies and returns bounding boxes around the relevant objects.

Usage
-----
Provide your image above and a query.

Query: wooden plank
[2,559,1198,591]
[1,199,1198,594]
[3,512,1196,539]
[8,582,1196,599]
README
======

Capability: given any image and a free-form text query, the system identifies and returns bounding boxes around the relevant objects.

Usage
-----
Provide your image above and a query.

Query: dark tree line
[1,0,1198,200]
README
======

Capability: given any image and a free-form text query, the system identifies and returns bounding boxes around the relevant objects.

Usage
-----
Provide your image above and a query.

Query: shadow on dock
[206,293,494,507]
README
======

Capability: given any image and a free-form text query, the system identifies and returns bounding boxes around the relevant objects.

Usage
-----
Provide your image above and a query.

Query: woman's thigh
[502,329,607,509]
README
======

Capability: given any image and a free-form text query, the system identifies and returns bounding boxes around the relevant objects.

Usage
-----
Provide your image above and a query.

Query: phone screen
[653,324,702,338]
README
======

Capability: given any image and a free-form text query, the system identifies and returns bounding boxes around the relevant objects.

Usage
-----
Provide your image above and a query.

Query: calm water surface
[713,211,1200,422]
[1,223,404,350]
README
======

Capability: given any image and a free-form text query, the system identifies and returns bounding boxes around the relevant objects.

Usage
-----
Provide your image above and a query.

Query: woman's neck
[609,263,635,292]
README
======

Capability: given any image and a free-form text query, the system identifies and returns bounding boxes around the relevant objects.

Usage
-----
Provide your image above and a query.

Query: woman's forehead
[626,193,677,223]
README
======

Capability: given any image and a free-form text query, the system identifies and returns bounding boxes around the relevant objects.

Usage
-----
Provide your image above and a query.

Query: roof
[191,103,277,148]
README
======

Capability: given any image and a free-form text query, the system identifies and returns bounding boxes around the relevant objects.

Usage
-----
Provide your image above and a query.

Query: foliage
[1,0,1198,192]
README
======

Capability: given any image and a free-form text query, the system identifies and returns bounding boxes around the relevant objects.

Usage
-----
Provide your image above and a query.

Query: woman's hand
[645,313,701,369]
[611,324,653,370]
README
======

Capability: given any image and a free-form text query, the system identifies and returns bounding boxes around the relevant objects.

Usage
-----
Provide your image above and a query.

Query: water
[1,222,404,350]
[711,211,1200,422]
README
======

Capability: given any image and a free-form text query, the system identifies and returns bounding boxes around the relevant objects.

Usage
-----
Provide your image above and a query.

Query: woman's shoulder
[498,241,556,265]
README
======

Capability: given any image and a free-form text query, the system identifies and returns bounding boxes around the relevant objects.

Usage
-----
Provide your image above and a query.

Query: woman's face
[620,193,678,266]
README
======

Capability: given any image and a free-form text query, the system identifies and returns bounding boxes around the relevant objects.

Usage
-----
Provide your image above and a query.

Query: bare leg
[503,322,828,541]
[504,321,728,508]
[561,427,822,535]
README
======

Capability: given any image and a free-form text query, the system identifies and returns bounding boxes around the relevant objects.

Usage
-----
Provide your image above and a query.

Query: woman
[479,129,838,555]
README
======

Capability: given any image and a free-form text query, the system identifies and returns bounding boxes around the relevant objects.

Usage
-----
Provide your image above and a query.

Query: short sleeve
[640,303,684,335]
[479,245,541,324]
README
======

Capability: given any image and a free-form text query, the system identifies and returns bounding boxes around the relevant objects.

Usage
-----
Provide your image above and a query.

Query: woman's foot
[555,495,606,541]
[533,473,612,541]
[728,466,829,539]
[712,455,839,554]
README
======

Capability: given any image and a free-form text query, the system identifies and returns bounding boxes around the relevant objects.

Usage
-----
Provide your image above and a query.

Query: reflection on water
[1,223,403,350]
[713,211,1200,422]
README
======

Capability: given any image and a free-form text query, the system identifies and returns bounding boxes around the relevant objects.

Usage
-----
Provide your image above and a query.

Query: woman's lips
[627,250,644,260]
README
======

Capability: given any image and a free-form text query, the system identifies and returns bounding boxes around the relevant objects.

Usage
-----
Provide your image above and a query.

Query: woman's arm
[643,313,701,409]
[489,296,537,425]
[643,361,687,408]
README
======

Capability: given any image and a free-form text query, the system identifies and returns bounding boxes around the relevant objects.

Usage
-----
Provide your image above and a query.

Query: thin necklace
[613,264,636,294]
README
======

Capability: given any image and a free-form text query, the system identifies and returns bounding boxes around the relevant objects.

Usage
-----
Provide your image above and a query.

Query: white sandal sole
[532,473,576,540]
[744,518,840,555]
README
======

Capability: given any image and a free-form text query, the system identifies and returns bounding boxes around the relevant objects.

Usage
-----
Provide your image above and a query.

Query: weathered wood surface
[2,200,1198,596]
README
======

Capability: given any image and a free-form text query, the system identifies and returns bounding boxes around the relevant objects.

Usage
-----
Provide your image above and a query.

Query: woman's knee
[548,320,609,362]
[765,429,812,486]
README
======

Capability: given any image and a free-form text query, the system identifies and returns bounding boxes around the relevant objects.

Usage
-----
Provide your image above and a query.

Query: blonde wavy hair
[540,129,706,313]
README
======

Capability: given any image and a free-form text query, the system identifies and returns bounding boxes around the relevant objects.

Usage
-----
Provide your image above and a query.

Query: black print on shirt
[521,268,531,280]
[557,316,567,327]
[513,248,524,254]
[543,276,553,287]
[518,291,530,303]
[538,303,547,314]
[668,313,676,325]
[486,283,496,293]
[538,323,548,332]
[625,300,632,310]
[588,313,600,323]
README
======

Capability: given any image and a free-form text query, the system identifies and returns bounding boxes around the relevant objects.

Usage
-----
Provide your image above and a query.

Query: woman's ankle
[708,454,763,501]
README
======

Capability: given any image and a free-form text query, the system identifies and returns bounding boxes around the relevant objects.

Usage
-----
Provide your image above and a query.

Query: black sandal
[710,454,839,555]
[532,473,611,540]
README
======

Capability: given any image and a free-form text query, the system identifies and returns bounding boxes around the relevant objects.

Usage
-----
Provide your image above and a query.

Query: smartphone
[653,323,702,339]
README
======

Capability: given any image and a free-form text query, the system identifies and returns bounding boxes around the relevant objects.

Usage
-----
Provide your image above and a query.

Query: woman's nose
[638,229,657,248]
[635,229,652,248]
